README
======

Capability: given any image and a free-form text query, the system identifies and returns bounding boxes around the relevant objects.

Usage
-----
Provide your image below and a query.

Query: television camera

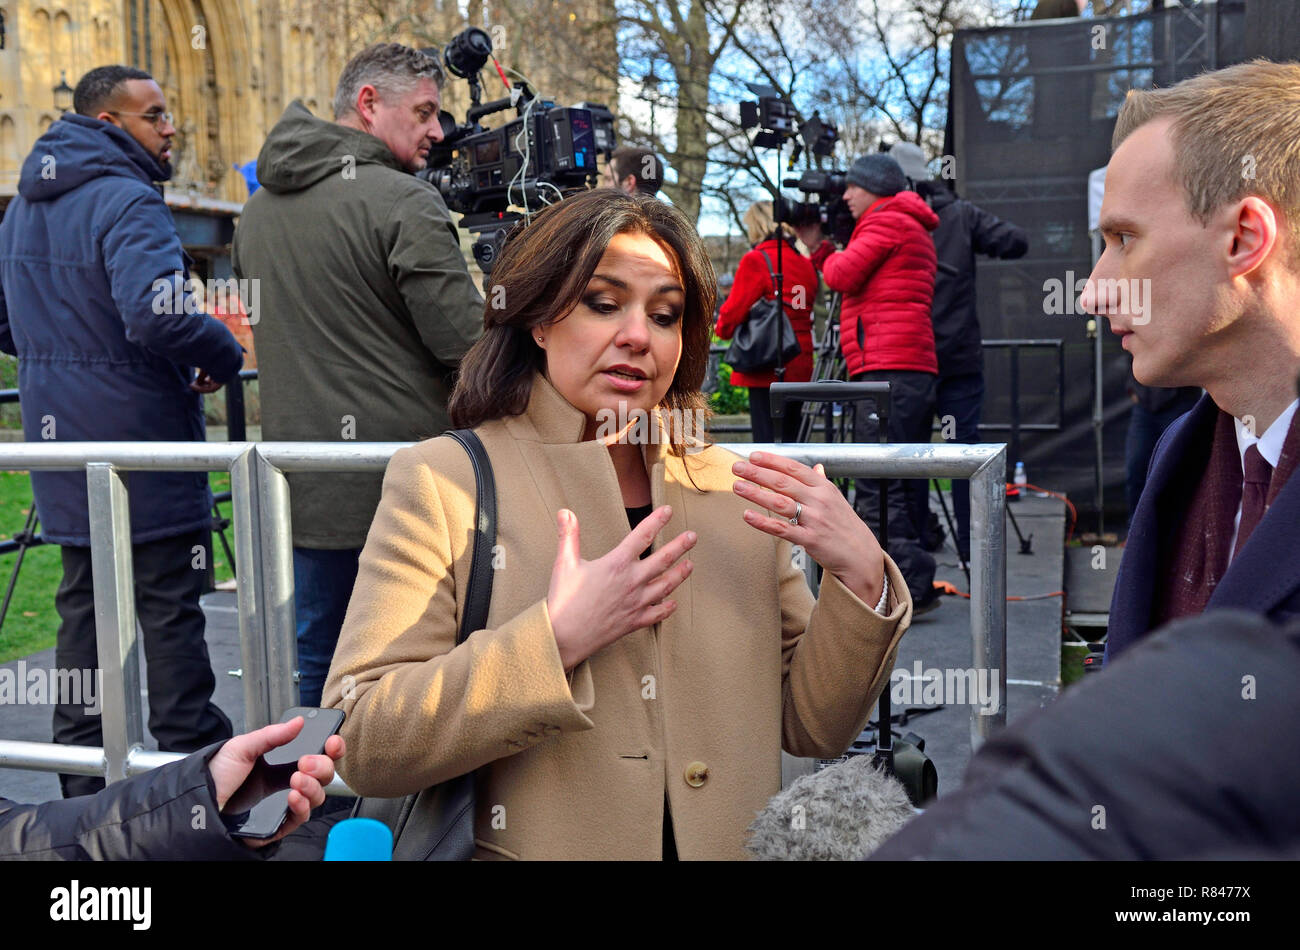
[419,27,617,272]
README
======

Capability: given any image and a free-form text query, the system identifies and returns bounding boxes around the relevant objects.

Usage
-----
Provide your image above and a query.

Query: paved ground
[1,491,1087,806]
[879,492,1066,793]
[0,590,246,803]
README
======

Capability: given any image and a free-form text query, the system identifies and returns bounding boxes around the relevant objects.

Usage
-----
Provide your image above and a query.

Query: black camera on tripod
[417,27,616,273]
[739,84,852,248]
[779,170,855,248]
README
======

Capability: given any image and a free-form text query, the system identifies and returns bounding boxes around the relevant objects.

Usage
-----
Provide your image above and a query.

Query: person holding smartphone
[0,717,345,860]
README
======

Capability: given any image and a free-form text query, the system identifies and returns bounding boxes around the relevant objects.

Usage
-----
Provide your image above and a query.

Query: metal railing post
[1,440,1012,787]
[969,448,1008,747]
[231,448,272,730]
[85,462,144,785]
[255,447,298,717]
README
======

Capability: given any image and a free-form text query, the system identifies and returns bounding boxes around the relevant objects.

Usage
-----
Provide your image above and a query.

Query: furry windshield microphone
[745,755,919,860]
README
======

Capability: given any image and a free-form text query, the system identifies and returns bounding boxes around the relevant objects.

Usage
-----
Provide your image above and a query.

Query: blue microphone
[324,817,393,861]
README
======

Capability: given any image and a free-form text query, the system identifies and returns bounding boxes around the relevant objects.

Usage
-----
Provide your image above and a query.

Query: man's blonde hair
[1113,59,1300,269]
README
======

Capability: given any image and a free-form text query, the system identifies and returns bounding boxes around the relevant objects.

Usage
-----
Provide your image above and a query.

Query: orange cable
[933,579,1064,602]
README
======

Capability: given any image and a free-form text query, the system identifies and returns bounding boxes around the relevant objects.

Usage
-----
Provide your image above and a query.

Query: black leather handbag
[723,250,801,375]
[349,428,497,860]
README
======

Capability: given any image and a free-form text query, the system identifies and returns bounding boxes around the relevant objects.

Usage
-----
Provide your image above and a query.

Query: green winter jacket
[233,100,484,548]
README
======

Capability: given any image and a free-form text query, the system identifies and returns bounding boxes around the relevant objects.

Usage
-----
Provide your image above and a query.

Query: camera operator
[891,141,1028,562]
[795,153,941,613]
[232,43,484,709]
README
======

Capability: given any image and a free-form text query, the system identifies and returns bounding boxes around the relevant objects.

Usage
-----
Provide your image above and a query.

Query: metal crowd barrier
[0,440,1006,790]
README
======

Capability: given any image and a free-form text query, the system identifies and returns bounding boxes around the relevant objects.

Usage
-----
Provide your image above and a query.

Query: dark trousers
[293,546,363,707]
[850,370,938,603]
[935,372,985,560]
[747,388,804,443]
[54,528,232,798]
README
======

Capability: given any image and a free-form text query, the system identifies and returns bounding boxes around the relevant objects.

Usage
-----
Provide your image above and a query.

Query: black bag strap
[445,429,497,645]
[756,249,778,299]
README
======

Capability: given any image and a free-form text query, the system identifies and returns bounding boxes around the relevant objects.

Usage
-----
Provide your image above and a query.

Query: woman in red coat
[715,201,818,443]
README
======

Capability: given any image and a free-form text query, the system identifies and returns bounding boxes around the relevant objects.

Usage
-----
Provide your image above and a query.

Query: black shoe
[912,593,942,616]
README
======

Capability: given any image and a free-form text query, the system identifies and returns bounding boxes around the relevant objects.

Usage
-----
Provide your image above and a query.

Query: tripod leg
[931,478,970,584]
[0,507,40,631]
[874,401,893,767]
[1005,501,1033,554]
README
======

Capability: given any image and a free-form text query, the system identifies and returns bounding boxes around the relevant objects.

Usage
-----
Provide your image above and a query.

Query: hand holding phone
[214,707,346,844]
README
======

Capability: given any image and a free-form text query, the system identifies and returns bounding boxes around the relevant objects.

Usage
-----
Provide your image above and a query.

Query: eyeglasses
[108,110,174,129]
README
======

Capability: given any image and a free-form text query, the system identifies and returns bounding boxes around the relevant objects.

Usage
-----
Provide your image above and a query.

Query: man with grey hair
[233,43,483,710]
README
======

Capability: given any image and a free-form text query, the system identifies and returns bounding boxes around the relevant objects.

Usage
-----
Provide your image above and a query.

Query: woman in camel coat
[323,190,912,860]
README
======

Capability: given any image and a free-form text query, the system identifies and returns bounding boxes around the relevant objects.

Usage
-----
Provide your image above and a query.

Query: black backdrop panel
[950,2,1249,527]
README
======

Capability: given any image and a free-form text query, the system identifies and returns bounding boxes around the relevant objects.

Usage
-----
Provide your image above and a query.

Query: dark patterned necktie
[1233,444,1273,558]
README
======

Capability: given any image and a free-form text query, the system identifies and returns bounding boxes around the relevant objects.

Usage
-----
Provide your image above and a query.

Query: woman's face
[539,230,686,439]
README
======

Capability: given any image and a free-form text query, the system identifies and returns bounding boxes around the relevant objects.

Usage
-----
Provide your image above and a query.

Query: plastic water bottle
[1014,461,1028,491]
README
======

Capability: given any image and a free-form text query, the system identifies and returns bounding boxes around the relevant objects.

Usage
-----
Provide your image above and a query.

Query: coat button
[684,761,708,788]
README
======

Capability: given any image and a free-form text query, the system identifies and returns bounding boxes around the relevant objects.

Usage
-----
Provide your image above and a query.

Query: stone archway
[143,0,261,201]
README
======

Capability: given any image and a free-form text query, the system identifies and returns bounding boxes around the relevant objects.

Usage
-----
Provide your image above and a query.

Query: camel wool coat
[322,373,912,860]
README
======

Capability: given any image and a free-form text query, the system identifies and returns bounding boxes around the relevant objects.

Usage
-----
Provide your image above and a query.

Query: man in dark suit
[1080,60,1300,662]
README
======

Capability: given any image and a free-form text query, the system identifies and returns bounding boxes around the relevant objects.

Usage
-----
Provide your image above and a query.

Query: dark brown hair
[449,189,716,461]
[610,147,665,194]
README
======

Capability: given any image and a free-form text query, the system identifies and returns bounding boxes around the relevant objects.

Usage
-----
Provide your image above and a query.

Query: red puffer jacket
[810,191,939,376]
[715,238,817,388]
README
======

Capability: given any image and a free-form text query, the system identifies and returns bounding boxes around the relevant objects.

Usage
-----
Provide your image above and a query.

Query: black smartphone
[224,706,345,840]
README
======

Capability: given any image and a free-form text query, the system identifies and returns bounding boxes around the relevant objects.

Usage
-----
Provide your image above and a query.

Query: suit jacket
[1106,393,1300,662]
[322,373,911,860]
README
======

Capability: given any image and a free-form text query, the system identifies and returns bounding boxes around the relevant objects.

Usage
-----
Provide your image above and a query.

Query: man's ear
[354,84,380,126]
[621,174,638,195]
[1226,195,1280,280]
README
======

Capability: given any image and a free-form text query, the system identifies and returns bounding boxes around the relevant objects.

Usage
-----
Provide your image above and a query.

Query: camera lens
[308,709,318,718]
[444,27,492,80]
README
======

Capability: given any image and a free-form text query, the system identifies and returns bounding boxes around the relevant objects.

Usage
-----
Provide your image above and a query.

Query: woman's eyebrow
[591,273,684,295]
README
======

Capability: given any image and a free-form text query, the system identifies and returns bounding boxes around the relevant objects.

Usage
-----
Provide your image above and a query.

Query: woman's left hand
[732,451,885,607]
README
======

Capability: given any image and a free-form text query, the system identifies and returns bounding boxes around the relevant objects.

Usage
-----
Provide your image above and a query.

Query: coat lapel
[1106,393,1215,660]
[1208,460,1300,615]
[504,377,628,560]
[501,374,694,565]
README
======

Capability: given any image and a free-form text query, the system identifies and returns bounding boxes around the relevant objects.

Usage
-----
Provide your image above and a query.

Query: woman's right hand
[547,506,696,671]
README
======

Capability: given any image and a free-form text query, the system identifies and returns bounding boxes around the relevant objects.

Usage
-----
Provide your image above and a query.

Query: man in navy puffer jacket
[0,66,244,798]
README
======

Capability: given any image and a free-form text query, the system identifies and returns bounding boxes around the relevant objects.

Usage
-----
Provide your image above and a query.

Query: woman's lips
[603,370,647,393]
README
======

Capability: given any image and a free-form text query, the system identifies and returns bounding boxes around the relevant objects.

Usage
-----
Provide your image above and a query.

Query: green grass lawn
[0,471,236,664]
[1061,642,1090,688]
